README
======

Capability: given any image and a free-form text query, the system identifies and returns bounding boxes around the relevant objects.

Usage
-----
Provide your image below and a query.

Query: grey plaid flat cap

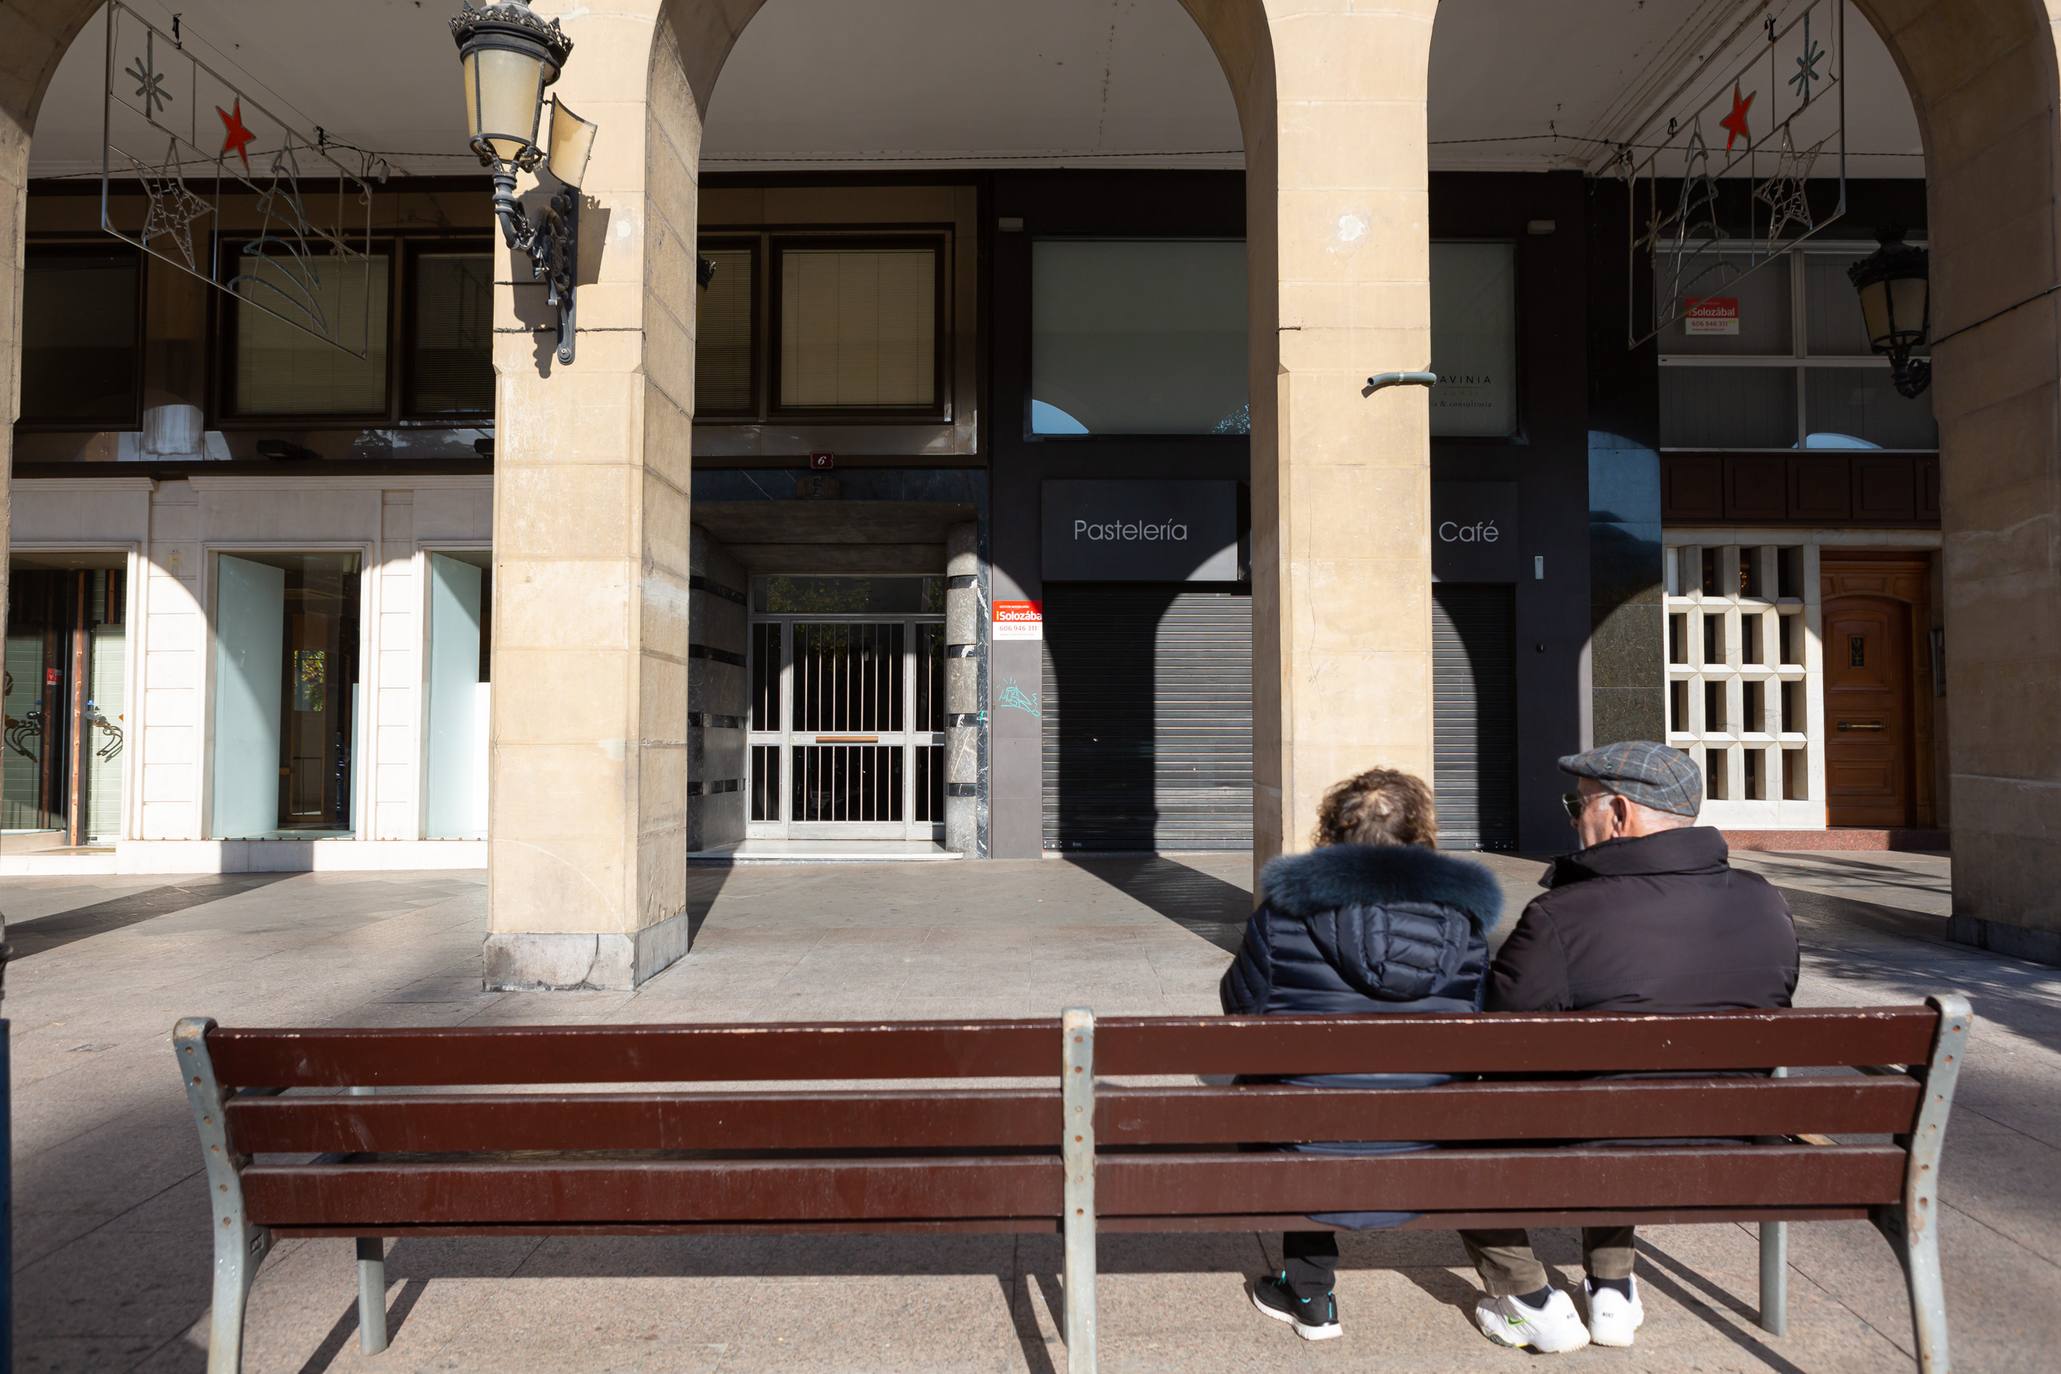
[1558,740,1703,818]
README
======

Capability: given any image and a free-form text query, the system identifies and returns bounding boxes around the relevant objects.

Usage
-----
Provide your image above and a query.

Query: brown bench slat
[265,1205,1877,1242]
[1096,1008,1940,1075]
[206,1021,1061,1088]
[239,1144,1904,1229]
[224,1075,1921,1154]
[202,1007,1938,1090]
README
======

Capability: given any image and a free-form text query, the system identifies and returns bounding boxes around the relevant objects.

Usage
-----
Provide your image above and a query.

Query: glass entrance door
[747,577,945,840]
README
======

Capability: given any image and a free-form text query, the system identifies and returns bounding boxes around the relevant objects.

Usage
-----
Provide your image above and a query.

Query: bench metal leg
[1759,1067,1788,1335]
[1869,993,1972,1374]
[176,1019,273,1374]
[1758,1221,1788,1335]
[356,1238,389,1354]
[1062,1007,1098,1374]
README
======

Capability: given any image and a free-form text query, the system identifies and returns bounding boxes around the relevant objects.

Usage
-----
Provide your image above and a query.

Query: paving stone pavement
[4,849,2056,1372]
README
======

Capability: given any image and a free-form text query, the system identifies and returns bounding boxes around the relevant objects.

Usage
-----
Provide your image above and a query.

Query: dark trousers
[1461,1226,1638,1298]
[1282,1231,1340,1301]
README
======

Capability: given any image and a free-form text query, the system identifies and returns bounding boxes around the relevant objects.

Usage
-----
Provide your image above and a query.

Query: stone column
[483,4,704,988]
[1245,1,1438,867]
[2,1,102,680]
[943,521,982,855]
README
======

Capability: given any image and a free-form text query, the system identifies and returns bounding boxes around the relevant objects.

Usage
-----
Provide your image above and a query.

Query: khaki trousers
[1460,1226,1637,1298]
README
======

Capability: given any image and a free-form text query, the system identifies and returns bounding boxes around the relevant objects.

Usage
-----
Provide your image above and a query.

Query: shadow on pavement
[5,873,298,958]
[1061,854,1252,953]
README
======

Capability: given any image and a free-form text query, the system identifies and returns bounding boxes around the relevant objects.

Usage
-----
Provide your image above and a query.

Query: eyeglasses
[1560,791,1591,822]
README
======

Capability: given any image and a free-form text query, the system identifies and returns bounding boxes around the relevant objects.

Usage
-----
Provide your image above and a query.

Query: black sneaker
[1249,1272,1342,1341]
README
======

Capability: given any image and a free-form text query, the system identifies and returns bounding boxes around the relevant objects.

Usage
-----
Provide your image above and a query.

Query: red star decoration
[217,99,257,172]
[1719,82,1755,153]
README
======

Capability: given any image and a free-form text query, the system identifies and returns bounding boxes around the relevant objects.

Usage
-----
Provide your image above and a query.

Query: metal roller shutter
[1042,587,1252,851]
[1433,583,1519,851]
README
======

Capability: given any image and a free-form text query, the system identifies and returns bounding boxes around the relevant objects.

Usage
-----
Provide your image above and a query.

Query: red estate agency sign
[1683,296,1741,336]
[993,600,1044,641]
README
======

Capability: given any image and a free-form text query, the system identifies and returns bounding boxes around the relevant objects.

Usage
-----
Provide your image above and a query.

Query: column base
[1950,914,2061,968]
[483,907,694,990]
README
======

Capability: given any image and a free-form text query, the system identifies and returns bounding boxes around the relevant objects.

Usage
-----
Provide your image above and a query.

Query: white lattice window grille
[1664,540,1824,828]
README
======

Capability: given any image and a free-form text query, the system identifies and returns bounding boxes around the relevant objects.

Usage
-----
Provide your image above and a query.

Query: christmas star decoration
[1719,82,1756,153]
[131,136,212,271]
[1756,127,1822,245]
[125,30,171,119]
[217,98,257,173]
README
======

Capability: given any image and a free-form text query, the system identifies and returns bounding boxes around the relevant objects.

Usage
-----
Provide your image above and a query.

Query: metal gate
[1432,583,1519,851]
[1041,587,1252,852]
[746,615,945,839]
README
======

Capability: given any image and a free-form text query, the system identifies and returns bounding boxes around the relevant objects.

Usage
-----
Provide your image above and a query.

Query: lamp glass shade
[547,98,599,187]
[1889,275,1929,346]
[1856,278,1893,352]
[467,45,547,165]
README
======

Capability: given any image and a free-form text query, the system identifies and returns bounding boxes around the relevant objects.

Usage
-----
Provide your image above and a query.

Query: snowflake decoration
[125,29,172,119]
[1790,13,1826,103]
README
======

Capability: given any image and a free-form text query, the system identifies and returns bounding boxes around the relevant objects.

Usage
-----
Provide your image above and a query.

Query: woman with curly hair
[1221,767,1502,1342]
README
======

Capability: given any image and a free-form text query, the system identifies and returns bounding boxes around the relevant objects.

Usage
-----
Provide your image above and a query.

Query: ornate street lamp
[1847,225,1931,399]
[451,0,599,364]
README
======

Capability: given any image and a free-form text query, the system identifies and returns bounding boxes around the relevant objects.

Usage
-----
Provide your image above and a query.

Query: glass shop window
[4,562,128,850]
[19,246,143,426]
[1658,244,1937,451]
[424,552,492,839]
[211,552,361,838]
[1429,241,1520,437]
[1031,239,1248,436]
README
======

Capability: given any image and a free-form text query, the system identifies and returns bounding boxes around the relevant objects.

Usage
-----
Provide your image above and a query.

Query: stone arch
[486,0,1450,979]
[1846,0,2061,953]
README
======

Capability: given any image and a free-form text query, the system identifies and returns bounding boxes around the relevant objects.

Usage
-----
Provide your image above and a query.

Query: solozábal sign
[1042,479,1241,582]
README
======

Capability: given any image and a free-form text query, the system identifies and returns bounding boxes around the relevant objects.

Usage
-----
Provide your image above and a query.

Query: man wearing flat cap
[1462,741,1798,1356]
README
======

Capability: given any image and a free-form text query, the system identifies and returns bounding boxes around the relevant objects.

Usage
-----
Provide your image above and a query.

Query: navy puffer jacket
[1219,842,1502,1227]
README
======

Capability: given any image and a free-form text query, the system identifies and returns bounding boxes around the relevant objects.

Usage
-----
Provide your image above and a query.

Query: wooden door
[1821,558,1926,828]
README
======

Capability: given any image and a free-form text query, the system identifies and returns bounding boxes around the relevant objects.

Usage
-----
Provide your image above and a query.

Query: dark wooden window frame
[692,235,762,421]
[400,239,499,422]
[212,233,493,428]
[17,238,148,432]
[765,230,952,425]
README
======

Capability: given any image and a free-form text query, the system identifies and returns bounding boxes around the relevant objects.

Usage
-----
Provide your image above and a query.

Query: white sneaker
[1584,1276,1645,1348]
[1474,1289,1592,1353]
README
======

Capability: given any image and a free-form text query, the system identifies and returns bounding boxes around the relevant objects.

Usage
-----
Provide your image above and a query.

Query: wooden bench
[175,995,1969,1374]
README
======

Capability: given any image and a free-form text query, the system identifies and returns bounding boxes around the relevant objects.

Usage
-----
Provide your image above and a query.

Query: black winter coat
[1219,843,1501,1228]
[1488,826,1798,1015]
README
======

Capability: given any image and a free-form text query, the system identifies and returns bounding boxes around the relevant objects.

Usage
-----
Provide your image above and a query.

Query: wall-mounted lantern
[1847,225,1930,399]
[451,0,598,364]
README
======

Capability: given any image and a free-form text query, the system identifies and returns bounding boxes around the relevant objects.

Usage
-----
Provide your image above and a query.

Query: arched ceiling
[29,0,1923,179]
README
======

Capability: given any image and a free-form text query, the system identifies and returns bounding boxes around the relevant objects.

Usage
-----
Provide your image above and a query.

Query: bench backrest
[179,1001,1967,1234]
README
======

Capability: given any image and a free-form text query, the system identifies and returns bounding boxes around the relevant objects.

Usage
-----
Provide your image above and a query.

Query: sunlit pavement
[7,848,2057,1372]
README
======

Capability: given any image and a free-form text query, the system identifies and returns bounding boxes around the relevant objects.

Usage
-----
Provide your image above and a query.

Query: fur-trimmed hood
[1259,843,1504,926]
